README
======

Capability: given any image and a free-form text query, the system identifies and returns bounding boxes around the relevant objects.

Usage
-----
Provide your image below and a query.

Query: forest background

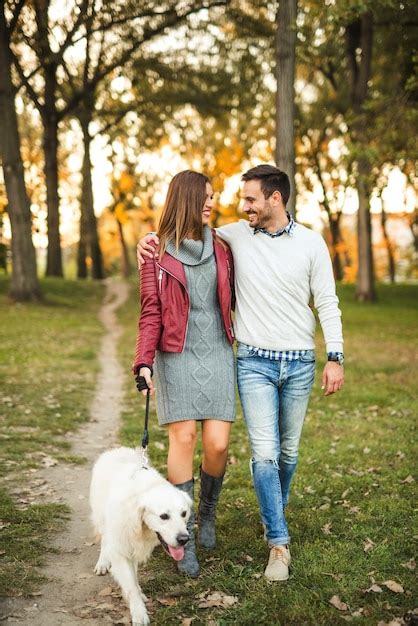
[0,0,416,298]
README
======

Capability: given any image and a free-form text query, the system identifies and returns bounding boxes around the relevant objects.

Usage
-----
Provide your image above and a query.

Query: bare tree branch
[10,52,43,111]
[59,0,228,119]
[8,0,26,36]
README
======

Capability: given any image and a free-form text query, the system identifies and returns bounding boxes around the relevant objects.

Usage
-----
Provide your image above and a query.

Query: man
[137,164,344,581]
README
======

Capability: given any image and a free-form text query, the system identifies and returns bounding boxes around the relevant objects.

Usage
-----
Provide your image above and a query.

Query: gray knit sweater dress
[154,227,235,425]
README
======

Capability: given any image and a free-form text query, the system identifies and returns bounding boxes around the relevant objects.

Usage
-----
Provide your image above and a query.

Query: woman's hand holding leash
[135,367,155,396]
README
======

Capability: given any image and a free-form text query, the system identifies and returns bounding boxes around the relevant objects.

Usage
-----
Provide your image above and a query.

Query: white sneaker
[264,545,291,581]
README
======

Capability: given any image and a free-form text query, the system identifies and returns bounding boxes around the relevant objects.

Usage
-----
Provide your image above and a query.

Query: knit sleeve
[310,236,344,353]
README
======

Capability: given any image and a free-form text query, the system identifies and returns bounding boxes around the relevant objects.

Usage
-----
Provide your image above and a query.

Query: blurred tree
[0,2,41,301]
[9,0,229,277]
[275,0,297,215]
[298,128,352,280]
[297,0,417,299]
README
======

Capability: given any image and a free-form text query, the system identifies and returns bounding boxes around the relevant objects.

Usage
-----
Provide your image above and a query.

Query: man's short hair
[242,164,290,205]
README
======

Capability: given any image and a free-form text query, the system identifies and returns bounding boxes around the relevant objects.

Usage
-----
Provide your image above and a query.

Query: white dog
[89,447,191,625]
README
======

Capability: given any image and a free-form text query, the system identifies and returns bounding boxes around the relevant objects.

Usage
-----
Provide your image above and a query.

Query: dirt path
[4,278,133,625]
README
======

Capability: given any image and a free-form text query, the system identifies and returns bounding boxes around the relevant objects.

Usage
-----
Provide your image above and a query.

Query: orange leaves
[115,202,128,225]
[119,172,135,195]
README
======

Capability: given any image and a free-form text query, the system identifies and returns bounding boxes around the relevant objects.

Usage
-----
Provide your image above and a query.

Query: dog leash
[135,375,151,470]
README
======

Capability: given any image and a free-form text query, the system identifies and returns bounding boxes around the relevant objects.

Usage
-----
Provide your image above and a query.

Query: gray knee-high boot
[198,468,224,549]
[174,479,200,577]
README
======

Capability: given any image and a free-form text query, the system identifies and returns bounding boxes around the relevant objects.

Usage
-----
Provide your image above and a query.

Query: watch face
[329,355,344,365]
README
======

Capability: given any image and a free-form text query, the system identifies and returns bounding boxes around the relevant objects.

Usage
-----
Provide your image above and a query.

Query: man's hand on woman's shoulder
[137,234,159,266]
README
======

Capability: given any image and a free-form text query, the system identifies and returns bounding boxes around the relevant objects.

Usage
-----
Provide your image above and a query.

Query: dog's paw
[131,604,150,625]
[94,557,110,575]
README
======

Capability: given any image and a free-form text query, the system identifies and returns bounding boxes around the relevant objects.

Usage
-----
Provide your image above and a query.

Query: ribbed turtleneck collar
[166,226,213,266]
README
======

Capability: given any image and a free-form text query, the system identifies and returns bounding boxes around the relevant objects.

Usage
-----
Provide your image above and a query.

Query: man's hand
[137,367,155,396]
[321,362,344,396]
[137,234,159,266]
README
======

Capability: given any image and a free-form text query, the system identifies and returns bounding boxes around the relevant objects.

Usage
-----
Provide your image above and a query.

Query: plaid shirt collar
[253,212,296,238]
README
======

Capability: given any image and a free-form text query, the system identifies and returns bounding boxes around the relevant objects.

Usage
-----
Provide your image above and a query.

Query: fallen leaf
[329,595,348,611]
[363,537,375,552]
[382,580,404,593]
[197,591,238,609]
[95,602,115,611]
[400,558,415,570]
[365,584,383,593]
[98,587,113,597]
[351,608,364,617]
[349,506,360,514]
[153,442,165,450]
[156,597,177,607]
[322,522,332,535]
[77,572,93,580]
[244,554,253,562]
[228,455,237,465]
[400,475,414,484]
[377,619,404,626]
[323,572,343,581]
[395,450,405,460]
[180,619,193,626]
[41,456,58,468]
[363,447,371,454]
[0,521,11,530]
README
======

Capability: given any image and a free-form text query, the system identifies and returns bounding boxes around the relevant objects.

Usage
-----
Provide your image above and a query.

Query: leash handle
[141,389,150,449]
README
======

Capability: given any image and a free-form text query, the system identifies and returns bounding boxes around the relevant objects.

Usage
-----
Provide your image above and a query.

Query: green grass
[1,278,416,622]
[0,276,104,595]
[118,282,417,625]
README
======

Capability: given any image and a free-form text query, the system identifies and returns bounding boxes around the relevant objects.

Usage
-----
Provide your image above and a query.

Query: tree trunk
[275,0,297,216]
[78,110,104,279]
[0,8,42,301]
[346,12,376,301]
[314,152,346,281]
[355,157,376,301]
[77,200,88,278]
[329,217,344,281]
[43,113,63,276]
[117,218,131,278]
[380,203,395,283]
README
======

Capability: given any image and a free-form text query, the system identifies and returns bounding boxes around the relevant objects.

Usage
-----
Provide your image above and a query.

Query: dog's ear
[136,498,147,528]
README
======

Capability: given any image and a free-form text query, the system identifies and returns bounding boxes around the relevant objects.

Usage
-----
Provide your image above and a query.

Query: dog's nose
[176,532,189,546]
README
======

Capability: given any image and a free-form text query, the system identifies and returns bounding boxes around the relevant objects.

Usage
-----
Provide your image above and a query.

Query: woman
[132,170,235,577]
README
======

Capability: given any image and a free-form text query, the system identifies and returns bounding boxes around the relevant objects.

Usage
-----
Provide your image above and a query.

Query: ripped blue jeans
[237,343,315,546]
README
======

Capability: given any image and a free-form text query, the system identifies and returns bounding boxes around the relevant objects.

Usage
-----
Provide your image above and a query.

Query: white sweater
[216,220,343,353]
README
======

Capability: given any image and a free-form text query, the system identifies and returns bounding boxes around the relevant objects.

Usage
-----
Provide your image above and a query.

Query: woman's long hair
[157,170,209,258]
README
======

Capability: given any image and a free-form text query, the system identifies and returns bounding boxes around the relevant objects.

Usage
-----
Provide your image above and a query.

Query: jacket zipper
[158,268,163,295]
[157,264,190,352]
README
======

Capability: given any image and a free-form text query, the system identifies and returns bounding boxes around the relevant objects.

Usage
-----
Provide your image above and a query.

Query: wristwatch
[327,353,344,366]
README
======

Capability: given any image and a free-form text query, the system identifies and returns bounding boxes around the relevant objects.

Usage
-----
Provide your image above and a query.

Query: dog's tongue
[168,545,185,561]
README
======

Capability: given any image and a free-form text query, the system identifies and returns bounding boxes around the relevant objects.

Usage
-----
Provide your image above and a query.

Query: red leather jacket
[133,232,235,373]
